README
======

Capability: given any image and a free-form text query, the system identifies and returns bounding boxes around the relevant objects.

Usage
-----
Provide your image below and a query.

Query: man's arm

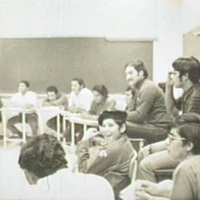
[77,140,120,175]
[170,166,195,200]
[126,86,157,123]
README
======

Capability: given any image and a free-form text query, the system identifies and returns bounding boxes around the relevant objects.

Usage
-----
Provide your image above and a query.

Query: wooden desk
[37,107,62,141]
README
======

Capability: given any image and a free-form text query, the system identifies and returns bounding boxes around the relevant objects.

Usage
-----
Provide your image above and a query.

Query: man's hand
[139,182,158,196]
[82,128,99,141]
[135,191,154,200]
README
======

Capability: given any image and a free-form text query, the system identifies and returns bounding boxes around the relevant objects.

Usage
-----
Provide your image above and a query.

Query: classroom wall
[0,0,200,87]
[0,38,152,93]
[183,26,200,60]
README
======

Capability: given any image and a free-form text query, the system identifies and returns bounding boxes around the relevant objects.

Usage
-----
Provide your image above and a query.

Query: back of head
[172,57,200,84]
[46,86,58,94]
[18,134,67,178]
[125,60,149,78]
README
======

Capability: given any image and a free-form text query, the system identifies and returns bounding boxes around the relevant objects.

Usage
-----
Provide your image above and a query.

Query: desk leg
[139,141,144,151]
[57,115,60,141]
[22,112,26,143]
[63,117,66,132]
[83,123,87,137]
[2,111,7,148]
[38,111,44,135]
[71,122,75,146]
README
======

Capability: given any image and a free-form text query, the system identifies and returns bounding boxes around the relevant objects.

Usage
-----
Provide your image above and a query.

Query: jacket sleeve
[126,86,157,123]
[77,140,122,175]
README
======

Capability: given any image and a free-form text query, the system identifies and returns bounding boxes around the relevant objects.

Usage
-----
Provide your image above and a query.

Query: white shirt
[1,169,114,200]
[10,91,38,109]
[68,88,93,111]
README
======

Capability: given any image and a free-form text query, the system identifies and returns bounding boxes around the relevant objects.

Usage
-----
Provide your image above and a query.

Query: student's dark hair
[174,113,200,155]
[125,60,149,78]
[172,57,200,84]
[92,84,108,98]
[98,111,127,128]
[72,78,85,88]
[20,80,30,88]
[18,134,67,178]
[46,86,58,94]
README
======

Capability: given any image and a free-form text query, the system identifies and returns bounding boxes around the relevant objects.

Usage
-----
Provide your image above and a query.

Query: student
[68,78,93,113]
[82,84,116,119]
[42,86,68,132]
[138,57,200,182]
[77,110,135,197]
[7,134,114,200]
[119,113,200,200]
[124,60,171,144]
[7,80,38,138]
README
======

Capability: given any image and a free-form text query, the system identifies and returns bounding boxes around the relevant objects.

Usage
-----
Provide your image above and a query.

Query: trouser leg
[126,122,167,144]
[26,113,38,136]
[7,114,23,137]
[46,115,63,133]
[138,150,179,182]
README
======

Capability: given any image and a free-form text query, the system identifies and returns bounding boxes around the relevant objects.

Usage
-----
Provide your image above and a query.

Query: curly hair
[18,134,67,178]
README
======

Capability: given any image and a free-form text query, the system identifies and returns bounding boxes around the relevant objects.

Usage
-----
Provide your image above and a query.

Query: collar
[135,78,147,89]
[182,85,194,100]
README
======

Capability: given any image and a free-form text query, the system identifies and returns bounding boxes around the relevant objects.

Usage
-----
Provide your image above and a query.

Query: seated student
[138,57,200,182]
[42,86,68,132]
[63,78,94,141]
[119,113,200,200]
[124,61,171,144]
[7,80,38,138]
[6,134,114,200]
[68,78,93,113]
[82,84,116,120]
[77,110,135,197]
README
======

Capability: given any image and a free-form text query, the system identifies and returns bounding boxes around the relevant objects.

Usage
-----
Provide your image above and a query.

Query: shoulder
[174,156,200,177]
[27,91,37,96]
[58,93,67,99]
[192,84,200,95]
[140,79,159,93]
[80,88,93,95]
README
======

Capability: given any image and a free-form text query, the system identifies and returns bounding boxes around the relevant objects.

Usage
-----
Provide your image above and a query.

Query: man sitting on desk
[124,60,171,144]
[7,80,38,138]
[42,86,68,133]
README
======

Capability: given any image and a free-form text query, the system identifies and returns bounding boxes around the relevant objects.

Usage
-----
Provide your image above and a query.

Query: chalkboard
[0,38,153,94]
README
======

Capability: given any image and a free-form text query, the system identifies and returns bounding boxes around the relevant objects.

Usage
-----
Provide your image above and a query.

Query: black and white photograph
[0,0,200,200]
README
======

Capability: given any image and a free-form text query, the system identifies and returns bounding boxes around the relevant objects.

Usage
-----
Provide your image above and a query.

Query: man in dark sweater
[124,60,171,144]
[138,56,200,182]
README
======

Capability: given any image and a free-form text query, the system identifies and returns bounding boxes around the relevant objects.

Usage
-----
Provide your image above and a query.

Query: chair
[154,168,174,182]
[129,138,147,152]
[128,149,138,183]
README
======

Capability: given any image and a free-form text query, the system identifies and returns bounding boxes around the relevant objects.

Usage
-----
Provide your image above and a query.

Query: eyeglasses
[167,134,186,145]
